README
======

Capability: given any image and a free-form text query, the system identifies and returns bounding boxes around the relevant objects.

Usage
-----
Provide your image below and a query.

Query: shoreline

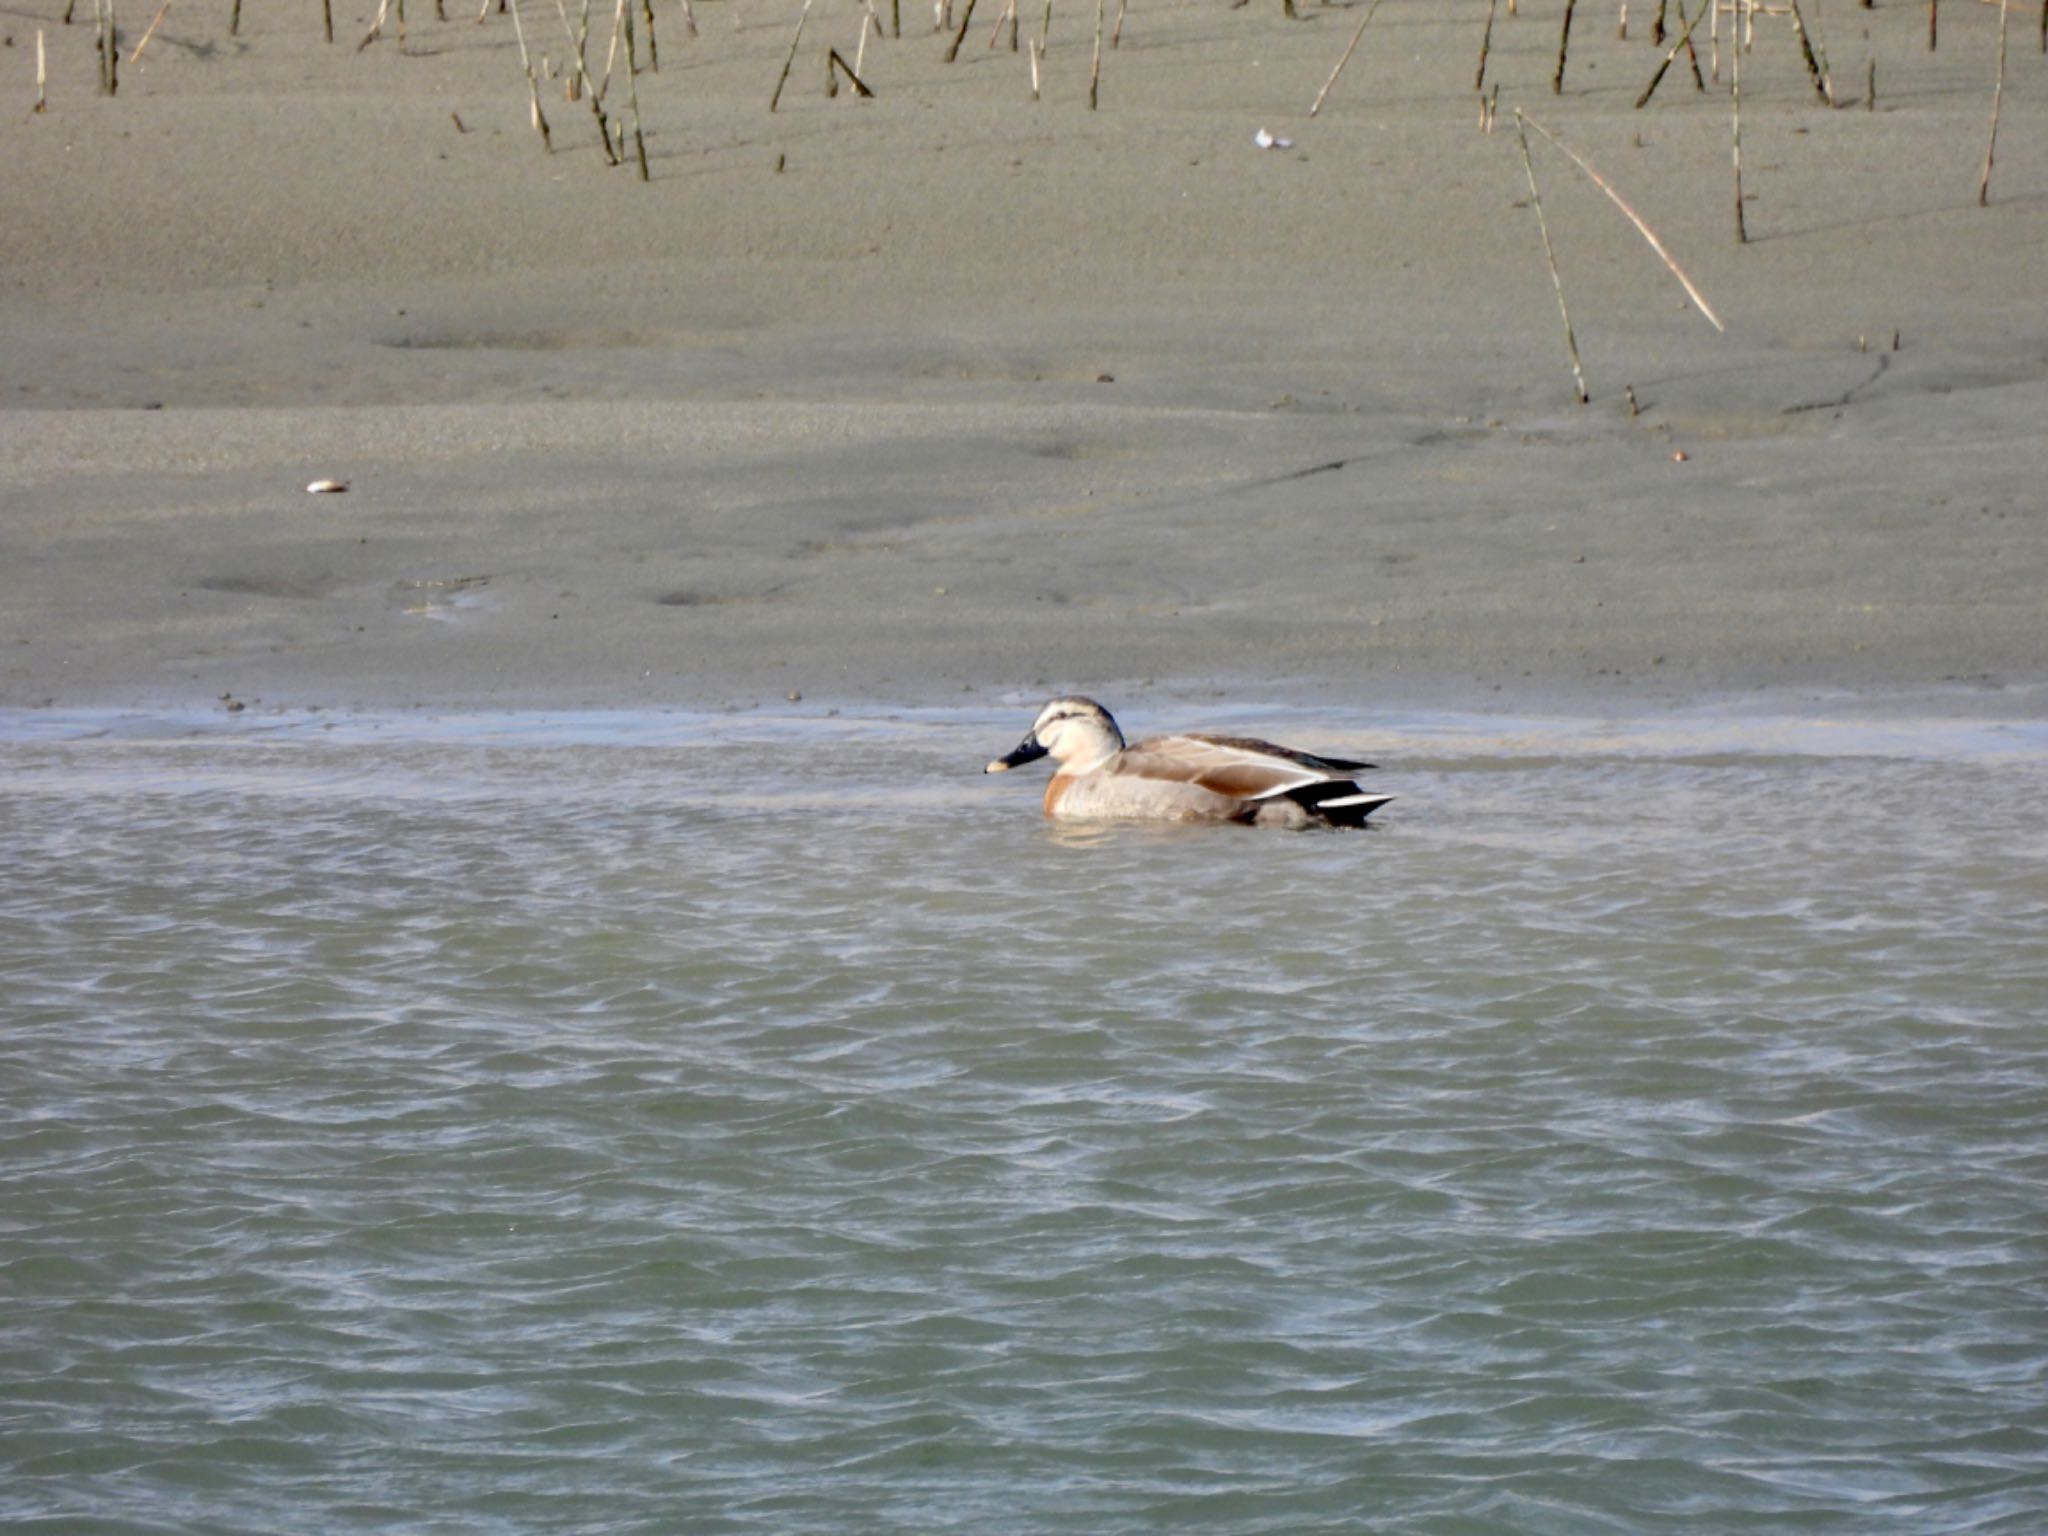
[7,681,2046,747]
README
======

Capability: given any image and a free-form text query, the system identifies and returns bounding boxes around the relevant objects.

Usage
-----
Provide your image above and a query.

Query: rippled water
[4,703,2046,1535]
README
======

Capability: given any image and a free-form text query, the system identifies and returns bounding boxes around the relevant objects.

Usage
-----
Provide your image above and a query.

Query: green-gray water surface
[3,703,2045,1534]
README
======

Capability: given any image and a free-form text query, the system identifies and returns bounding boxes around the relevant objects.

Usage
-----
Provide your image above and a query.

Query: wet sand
[2,0,2044,717]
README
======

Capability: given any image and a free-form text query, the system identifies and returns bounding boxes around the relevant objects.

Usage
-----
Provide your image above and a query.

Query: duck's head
[984,697,1126,774]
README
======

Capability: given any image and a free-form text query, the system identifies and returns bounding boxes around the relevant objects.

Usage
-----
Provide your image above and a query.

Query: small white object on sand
[1252,128,1293,151]
[306,479,350,494]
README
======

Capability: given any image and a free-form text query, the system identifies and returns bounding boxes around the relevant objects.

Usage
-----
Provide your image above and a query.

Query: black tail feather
[1287,782,1393,828]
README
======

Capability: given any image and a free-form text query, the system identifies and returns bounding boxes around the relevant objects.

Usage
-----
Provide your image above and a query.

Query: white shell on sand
[305,479,350,494]
[1252,128,1292,150]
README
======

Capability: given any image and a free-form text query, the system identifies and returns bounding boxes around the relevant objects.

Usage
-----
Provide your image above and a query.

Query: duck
[984,697,1392,828]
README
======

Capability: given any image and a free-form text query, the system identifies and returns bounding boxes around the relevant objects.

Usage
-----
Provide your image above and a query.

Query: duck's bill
[985,736,1050,774]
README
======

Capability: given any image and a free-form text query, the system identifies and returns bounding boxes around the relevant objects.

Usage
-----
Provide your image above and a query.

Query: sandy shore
[2,0,2044,717]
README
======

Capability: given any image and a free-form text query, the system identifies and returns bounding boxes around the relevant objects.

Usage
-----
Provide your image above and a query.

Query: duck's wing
[1182,734,1375,775]
[1122,733,1372,802]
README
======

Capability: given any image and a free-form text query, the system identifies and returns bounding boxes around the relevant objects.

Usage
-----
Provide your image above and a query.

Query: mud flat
[2,0,2043,716]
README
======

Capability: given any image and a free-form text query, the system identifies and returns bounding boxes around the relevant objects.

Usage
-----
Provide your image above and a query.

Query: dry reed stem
[229,0,239,36]
[620,0,648,179]
[1666,0,1706,94]
[1310,0,1383,117]
[859,0,880,69]
[1731,12,1747,242]
[1089,0,1102,108]
[1513,111,1589,403]
[769,0,813,110]
[128,0,170,68]
[828,46,875,94]
[360,0,392,50]
[323,0,333,42]
[600,0,621,94]
[1111,0,1126,47]
[1979,0,2010,205]
[1030,38,1041,96]
[35,28,46,112]
[1637,1,1709,105]
[509,0,554,151]
[1517,111,1726,329]
[1476,0,1497,92]
[945,0,977,60]
[1554,0,1577,93]
[1786,0,1832,104]
[1928,0,1937,50]
[95,0,117,95]
[554,0,619,160]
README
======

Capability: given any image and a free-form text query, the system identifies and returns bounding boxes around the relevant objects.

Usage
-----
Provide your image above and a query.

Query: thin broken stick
[1516,110,1725,330]
[128,0,171,67]
[769,0,813,110]
[1980,0,2010,205]
[1310,0,1384,117]
[1515,111,1589,404]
